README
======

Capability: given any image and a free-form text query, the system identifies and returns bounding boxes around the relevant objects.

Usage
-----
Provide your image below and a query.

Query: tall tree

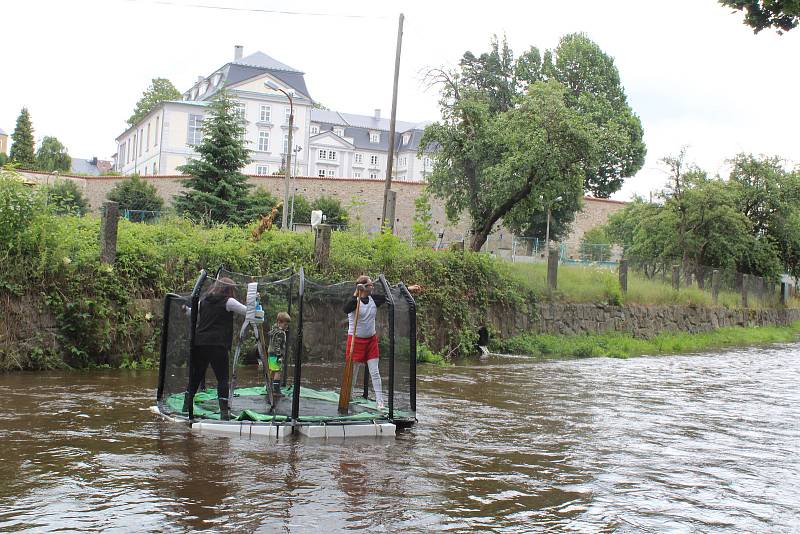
[35,136,71,172]
[9,108,35,167]
[720,0,800,33]
[174,91,252,225]
[127,78,181,126]
[421,34,644,251]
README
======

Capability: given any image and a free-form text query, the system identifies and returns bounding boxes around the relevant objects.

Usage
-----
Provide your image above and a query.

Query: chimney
[234,45,243,61]
[196,76,203,84]
[374,108,381,120]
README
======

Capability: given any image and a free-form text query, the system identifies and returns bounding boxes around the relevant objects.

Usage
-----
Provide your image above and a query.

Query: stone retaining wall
[490,303,800,339]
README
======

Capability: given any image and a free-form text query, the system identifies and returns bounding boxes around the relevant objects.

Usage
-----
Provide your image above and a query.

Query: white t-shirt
[348,296,377,338]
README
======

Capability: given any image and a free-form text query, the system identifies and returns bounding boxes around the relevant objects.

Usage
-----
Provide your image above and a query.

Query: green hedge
[0,207,531,370]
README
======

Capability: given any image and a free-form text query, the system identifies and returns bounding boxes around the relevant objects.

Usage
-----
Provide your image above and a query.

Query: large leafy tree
[422,34,644,251]
[728,153,800,277]
[127,78,181,126]
[720,0,800,33]
[174,91,252,225]
[9,108,35,167]
[35,136,71,172]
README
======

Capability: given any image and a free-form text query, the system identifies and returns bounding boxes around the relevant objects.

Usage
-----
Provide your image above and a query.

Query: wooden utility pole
[381,13,404,231]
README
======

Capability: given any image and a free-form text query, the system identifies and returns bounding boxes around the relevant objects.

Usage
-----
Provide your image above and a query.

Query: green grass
[492,321,800,359]
[505,262,790,308]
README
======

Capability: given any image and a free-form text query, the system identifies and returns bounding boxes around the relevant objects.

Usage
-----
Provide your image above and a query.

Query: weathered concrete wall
[489,302,800,340]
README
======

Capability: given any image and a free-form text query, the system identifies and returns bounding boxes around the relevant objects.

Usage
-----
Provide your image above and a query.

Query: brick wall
[19,171,626,252]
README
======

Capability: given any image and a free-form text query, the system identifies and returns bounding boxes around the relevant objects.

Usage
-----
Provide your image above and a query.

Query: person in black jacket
[183,277,247,420]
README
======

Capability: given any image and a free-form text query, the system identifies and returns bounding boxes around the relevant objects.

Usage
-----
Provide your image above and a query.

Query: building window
[327,169,335,177]
[154,116,160,146]
[328,150,337,161]
[424,156,432,167]
[318,169,326,177]
[370,154,379,166]
[146,123,151,151]
[399,156,407,167]
[370,132,380,143]
[283,134,289,155]
[258,131,270,152]
[139,129,144,154]
[126,139,130,163]
[403,133,410,145]
[153,162,158,175]
[353,171,361,178]
[318,149,327,160]
[257,165,269,175]
[354,153,363,164]
[369,172,378,179]
[310,124,319,135]
[285,107,291,124]
[259,105,271,122]
[187,115,203,145]
[234,102,246,120]
[333,127,344,137]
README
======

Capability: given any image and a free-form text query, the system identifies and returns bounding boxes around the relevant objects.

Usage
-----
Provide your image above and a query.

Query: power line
[121,0,389,19]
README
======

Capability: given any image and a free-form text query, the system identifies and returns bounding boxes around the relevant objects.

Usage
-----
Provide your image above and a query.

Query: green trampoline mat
[165,386,412,422]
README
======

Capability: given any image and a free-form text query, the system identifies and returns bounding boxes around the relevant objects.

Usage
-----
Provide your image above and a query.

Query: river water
[2,345,800,532]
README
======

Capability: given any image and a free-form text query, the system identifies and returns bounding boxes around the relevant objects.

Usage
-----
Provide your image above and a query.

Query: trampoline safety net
[157,267,417,426]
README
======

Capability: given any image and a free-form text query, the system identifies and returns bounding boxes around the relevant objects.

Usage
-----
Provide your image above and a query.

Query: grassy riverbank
[492,321,800,359]
[0,212,527,370]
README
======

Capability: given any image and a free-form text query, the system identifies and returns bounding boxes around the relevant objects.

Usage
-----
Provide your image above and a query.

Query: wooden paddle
[338,291,362,414]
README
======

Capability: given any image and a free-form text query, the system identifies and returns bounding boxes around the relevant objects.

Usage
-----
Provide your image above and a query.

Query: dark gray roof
[189,51,312,102]
[314,121,428,152]
[70,158,103,176]
[233,52,301,73]
[312,109,420,133]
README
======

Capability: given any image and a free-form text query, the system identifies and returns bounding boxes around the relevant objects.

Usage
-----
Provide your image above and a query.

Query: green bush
[579,226,612,261]
[107,174,164,219]
[44,179,90,216]
[312,195,349,228]
[0,170,41,251]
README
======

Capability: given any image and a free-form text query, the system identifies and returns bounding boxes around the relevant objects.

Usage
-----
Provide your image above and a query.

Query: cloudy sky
[2,0,798,199]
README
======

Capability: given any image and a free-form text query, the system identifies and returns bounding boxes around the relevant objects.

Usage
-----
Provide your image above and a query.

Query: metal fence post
[619,259,628,294]
[741,274,749,308]
[547,248,559,291]
[712,270,720,305]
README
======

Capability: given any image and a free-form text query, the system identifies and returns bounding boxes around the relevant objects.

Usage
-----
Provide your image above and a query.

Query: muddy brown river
[1,345,799,532]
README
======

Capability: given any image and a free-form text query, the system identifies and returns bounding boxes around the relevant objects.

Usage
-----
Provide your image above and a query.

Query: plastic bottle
[255,297,265,322]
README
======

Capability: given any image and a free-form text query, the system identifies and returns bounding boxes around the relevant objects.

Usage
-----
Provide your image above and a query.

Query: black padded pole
[399,283,417,413]
[291,268,305,424]
[378,275,395,419]
[156,293,179,403]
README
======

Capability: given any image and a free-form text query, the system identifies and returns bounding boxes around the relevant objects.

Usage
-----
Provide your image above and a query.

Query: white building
[115,46,432,181]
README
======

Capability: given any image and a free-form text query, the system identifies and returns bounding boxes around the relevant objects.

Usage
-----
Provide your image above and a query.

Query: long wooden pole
[338,295,362,413]
[381,12,404,231]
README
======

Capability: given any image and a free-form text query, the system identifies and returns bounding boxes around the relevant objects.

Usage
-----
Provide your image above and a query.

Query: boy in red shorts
[343,275,420,409]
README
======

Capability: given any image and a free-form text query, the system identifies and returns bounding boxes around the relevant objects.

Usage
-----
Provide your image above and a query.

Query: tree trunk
[468,178,535,252]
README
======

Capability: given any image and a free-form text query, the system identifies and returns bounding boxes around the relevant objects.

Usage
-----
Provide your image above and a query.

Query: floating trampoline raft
[152,267,417,438]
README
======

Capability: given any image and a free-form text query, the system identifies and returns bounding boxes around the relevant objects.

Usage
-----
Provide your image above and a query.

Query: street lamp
[265,80,293,230]
[544,195,563,262]
[290,145,302,229]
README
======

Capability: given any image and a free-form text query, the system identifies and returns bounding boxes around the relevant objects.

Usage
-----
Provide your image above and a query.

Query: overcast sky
[2,0,798,200]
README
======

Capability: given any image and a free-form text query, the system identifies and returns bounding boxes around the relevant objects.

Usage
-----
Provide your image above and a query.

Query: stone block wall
[491,302,800,340]
[19,171,627,253]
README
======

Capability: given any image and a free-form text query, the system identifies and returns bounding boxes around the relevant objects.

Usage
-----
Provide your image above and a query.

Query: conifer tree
[9,108,35,167]
[174,91,252,224]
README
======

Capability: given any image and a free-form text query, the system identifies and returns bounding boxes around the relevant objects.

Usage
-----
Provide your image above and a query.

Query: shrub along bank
[0,210,527,370]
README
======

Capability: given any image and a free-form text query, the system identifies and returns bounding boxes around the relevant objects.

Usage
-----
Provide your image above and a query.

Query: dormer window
[191,88,198,100]
[370,132,380,143]
[199,81,208,95]
[213,73,222,86]
[310,124,319,135]
[403,133,411,145]
[334,127,344,137]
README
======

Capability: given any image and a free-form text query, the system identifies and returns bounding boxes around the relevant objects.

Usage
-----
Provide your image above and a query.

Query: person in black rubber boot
[183,277,247,421]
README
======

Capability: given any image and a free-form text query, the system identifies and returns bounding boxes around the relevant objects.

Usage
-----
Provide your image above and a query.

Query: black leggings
[188,345,230,401]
